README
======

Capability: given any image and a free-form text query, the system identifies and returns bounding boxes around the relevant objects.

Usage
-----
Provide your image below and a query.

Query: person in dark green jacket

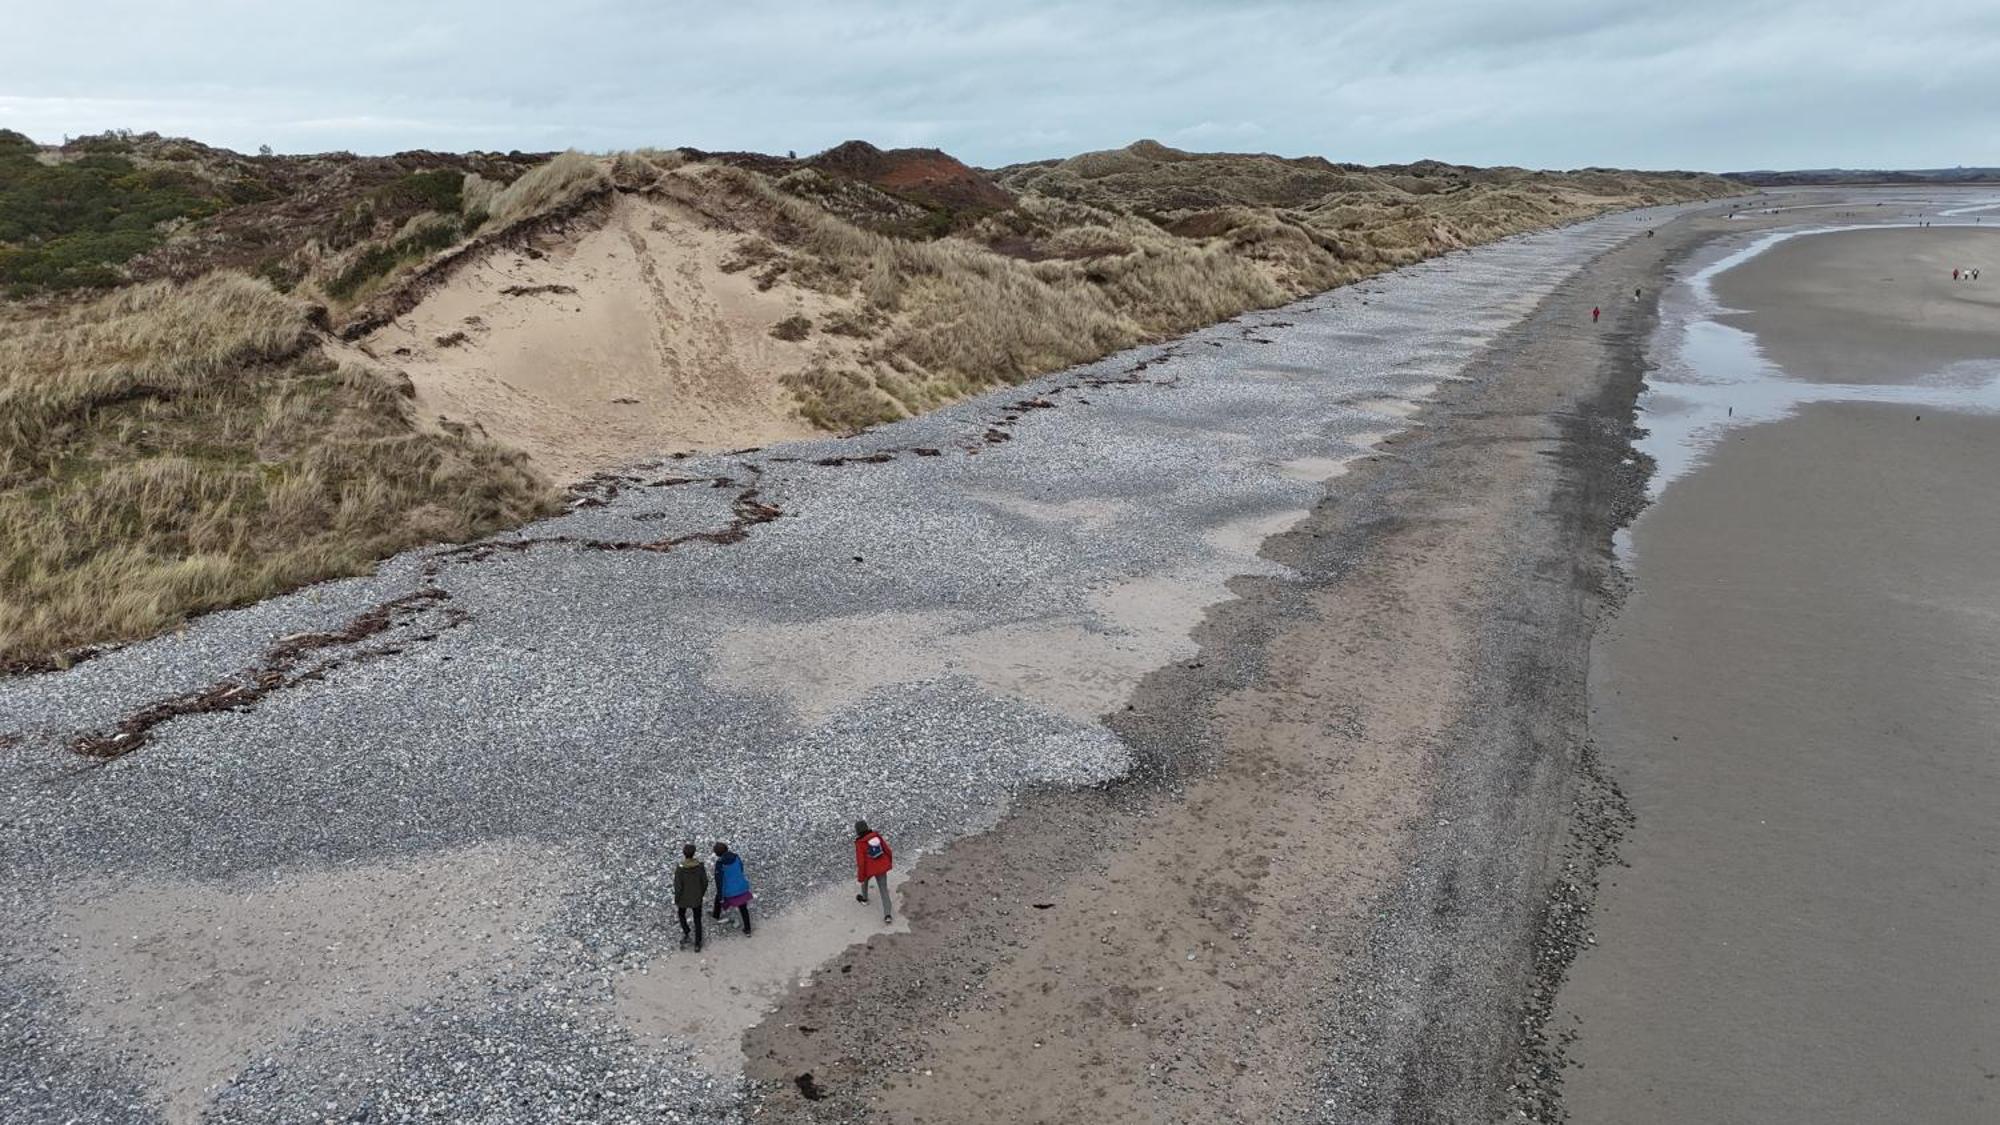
[673,842,708,951]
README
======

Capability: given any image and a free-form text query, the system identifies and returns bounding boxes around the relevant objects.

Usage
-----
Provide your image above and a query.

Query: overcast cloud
[5,0,1998,170]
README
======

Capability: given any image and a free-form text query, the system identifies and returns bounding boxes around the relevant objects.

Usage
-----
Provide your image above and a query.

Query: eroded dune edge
[0,130,1738,669]
[2,182,1773,1124]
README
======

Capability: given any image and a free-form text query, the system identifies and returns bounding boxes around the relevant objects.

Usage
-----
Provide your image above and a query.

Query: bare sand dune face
[357,194,831,480]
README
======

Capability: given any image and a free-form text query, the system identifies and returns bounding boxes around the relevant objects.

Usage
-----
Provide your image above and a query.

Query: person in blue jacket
[710,841,754,936]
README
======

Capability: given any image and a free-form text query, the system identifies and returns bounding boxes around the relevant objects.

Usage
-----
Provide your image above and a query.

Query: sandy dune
[356,194,837,480]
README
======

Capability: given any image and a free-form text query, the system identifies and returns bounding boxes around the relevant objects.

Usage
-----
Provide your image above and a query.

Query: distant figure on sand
[854,820,895,922]
[674,842,708,951]
[1592,306,1601,323]
[711,842,753,936]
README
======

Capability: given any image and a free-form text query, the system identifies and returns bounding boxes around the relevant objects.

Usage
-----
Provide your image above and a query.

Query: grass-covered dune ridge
[0,273,550,669]
[0,130,1744,667]
[662,140,1740,427]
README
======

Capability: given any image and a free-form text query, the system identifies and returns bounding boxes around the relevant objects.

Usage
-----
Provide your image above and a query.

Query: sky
[4,0,1998,171]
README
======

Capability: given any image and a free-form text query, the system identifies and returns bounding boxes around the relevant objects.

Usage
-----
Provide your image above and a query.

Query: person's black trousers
[712,896,752,935]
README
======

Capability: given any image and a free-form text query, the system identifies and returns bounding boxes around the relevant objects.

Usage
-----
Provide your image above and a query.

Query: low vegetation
[323,212,466,300]
[0,273,551,669]
[647,143,1740,428]
[0,129,234,293]
[477,150,609,230]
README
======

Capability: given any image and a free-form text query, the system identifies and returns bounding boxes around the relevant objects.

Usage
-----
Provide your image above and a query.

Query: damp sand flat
[1559,265,2000,1121]
[1711,225,2000,381]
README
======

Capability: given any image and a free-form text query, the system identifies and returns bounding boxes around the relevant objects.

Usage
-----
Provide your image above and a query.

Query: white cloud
[4,0,1996,169]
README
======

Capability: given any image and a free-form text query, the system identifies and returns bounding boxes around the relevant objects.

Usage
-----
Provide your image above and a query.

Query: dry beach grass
[0,274,550,669]
[0,132,1739,666]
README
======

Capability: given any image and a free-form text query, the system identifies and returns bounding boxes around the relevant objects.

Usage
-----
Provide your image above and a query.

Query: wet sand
[1559,220,2000,1122]
[736,200,1730,1123]
[1713,226,2000,381]
[1562,405,2000,1122]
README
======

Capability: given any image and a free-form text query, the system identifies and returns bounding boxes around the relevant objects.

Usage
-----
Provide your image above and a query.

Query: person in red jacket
[854,820,894,922]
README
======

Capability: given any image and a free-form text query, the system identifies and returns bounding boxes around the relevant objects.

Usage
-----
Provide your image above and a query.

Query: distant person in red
[854,820,894,922]
[1591,306,1601,323]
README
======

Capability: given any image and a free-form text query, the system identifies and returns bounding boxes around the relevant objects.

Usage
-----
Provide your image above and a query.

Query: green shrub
[373,169,463,214]
[0,143,222,292]
[323,215,464,300]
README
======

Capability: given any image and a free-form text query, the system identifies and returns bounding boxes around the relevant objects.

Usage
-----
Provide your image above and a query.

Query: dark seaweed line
[57,469,783,763]
[68,588,458,760]
[34,337,1197,764]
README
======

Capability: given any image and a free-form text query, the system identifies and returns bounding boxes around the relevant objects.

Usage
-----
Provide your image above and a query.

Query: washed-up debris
[812,452,896,467]
[69,589,458,760]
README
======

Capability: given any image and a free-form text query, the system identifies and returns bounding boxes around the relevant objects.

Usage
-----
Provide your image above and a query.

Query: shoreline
[1553,213,2000,1123]
[0,200,1706,1122]
[736,205,1732,1122]
[741,189,2000,1120]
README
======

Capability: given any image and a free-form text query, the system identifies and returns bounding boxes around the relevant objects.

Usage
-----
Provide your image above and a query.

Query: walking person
[711,841,754,936]
[1591,306,1601,323]
[674,842,708,951]
[853,820,894,923]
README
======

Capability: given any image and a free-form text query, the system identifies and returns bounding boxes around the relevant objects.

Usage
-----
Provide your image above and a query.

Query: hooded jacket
[714,851,751,900]
[855,830,893,881]
[673,856,708,908]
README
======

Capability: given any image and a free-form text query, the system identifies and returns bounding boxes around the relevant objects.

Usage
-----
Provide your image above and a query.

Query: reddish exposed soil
[810,141,1013,213]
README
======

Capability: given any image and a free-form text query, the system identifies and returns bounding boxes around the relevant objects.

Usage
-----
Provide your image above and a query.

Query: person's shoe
[856,893,868,904]
[694,939,703,952]
[883,913,893,923]
[679,933,689,947]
